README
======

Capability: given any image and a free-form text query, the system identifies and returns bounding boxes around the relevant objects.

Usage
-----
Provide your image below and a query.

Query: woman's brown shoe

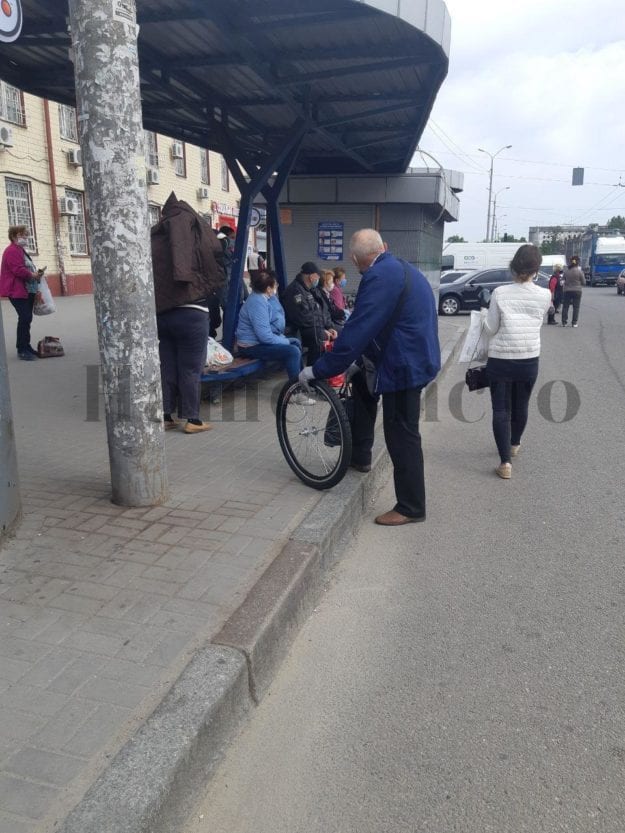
[495,463,512,479]
[183,421,213,434]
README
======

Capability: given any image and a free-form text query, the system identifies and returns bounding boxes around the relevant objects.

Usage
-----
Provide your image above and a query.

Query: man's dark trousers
[350,372,426,519]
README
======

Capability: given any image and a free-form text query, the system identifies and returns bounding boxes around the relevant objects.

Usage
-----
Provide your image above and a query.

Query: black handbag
[465,365,488,391]
[465,317,489,391]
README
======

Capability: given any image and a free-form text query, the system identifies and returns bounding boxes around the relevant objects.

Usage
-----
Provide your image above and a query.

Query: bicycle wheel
[276,380,352,490]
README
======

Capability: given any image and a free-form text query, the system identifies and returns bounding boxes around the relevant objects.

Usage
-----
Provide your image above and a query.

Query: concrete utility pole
[0,304,21,539]
[68,0,168,506]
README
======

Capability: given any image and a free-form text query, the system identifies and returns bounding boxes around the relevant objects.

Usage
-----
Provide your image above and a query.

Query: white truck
[442,242,523,272]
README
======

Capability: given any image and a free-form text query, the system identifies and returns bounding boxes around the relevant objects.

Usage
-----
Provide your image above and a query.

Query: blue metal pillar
[260,139,302,293]
[220,120,308,351]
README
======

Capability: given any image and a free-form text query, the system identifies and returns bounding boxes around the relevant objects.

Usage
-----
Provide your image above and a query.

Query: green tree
[446,234,466,243]
[607,215,625,230]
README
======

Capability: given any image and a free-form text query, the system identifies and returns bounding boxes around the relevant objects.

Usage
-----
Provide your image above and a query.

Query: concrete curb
[53,322,466,833]
[57,646,252,833]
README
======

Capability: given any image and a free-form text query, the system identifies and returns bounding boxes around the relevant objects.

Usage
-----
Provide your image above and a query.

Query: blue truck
[564,231,625,287]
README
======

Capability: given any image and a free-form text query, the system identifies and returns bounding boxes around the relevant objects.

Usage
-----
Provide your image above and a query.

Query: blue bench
[200,356,266,384]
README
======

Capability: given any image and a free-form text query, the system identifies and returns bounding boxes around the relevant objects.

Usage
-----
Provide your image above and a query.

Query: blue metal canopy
[0,0,450,175]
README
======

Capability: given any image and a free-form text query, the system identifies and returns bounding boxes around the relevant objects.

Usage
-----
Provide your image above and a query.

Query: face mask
[16,237,28,247]
[339,278,347,288]
[311,277,319,288]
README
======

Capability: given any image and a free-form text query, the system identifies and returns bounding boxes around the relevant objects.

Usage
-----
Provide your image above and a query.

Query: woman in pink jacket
[0,225,43,360]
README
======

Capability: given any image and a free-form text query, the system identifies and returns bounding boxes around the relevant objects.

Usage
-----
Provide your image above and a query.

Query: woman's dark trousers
[561,290,582,325]
[487,357,539,464]
[157,308,209,420]
[9,294,35,351]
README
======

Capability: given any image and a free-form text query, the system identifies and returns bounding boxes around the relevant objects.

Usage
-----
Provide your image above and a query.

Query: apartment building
[0,81,241,296]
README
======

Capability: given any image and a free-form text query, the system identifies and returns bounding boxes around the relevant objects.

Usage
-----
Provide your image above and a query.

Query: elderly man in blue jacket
[299,229,440,526]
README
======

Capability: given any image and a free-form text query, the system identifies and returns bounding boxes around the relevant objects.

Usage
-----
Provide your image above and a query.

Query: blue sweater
[236,292,289,346]
[312,252,440,394]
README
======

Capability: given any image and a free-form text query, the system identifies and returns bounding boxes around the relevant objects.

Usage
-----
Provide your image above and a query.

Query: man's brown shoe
[164,419,179,431]
[183,421,213,434]
[374,510,425,526]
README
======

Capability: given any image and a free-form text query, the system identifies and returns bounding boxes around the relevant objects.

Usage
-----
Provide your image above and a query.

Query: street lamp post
[478,145,512,242]
[491,186,510,242]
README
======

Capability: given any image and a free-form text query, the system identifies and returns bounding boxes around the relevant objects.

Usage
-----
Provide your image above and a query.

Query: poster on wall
[318,221,344,261]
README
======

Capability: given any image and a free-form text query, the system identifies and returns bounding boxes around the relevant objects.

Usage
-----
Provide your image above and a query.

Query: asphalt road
[181,287,625,833]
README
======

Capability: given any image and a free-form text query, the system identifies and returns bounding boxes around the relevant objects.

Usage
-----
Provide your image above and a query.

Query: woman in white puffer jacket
[483,244,551,479]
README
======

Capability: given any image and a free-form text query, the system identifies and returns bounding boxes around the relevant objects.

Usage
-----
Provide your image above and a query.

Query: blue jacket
[268,294,286,335]
[312,252,440,393]
[236,292,289,346]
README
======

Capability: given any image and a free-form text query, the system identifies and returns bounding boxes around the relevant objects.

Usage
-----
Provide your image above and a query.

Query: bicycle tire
[276,379,352,490]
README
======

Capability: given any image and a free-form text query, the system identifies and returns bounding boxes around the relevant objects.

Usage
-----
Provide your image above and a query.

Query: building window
[5,178,37,252]
[0,81,26,126]
[173,142,186,177]
[59,104,79,142]
[220,156,229,192]
[65,188,88,255]
[148,204,161,227]
[200,149,210,185]
[144,131,159,169]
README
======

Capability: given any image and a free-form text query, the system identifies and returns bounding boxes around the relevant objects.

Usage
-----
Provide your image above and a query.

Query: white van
[539,254,565,272]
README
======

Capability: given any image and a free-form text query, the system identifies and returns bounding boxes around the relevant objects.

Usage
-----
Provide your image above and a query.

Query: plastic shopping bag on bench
[206,337,233,366]
[458,310,488,363]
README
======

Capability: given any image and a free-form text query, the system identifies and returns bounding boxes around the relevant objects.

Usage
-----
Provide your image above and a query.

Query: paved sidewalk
[0,296,462,833]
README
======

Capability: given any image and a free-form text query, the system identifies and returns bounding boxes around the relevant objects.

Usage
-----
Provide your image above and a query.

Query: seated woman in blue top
[236,270,302,380]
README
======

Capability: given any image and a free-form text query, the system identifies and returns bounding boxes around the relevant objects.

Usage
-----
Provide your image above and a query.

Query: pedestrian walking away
[482,244,551,479]
[299,229,440,526]
[547,263,564,324]
[0,224,46,360]
[151,193,226,434]
[561,255,585,327]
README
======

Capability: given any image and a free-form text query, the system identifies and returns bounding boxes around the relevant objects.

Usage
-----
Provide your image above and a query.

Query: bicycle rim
[276,380,352,489]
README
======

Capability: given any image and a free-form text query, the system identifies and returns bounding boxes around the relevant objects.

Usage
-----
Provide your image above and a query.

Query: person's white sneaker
[291,392,315,406]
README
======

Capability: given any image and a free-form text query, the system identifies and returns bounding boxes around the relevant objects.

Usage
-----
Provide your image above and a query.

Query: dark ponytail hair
[510,244,542,281]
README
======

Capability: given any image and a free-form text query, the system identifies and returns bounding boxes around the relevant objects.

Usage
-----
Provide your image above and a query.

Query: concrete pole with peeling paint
[0,304,21,539]
[68,0,168,506]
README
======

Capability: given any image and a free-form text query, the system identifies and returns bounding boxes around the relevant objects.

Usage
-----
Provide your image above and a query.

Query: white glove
[298,366,315,391]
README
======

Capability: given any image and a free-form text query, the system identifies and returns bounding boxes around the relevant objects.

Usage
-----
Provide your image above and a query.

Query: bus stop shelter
[0,0,451,523]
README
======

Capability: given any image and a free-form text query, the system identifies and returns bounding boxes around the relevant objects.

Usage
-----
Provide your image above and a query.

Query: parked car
[617,269,625,295]
[440,269,476,285]
[438,268,550,316]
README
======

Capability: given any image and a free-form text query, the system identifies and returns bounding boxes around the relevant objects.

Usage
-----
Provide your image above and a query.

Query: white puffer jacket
[484,281,552,359]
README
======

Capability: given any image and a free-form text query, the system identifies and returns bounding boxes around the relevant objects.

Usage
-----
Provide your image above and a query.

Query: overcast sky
[416,0,625,243]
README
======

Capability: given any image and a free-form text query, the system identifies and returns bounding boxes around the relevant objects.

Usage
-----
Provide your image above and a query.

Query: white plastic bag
[458,310,488,363]
[206,337,233,366]
[33,275,56,316]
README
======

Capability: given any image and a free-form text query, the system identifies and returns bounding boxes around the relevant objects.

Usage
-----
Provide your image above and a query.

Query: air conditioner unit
[67,147,82,166]
[0,125,14,147]
[171,141,184,160]
[197,186,209,200]
[146,167,160,185]
[59,196,79,216]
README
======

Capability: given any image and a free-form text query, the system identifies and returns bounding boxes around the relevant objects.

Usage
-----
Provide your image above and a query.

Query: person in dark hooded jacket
[151,192,225,433]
